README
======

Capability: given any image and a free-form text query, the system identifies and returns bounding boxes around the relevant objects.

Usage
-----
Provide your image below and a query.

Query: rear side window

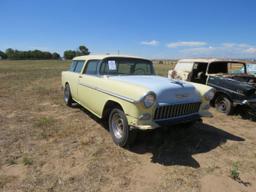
[74,61,85,73]
[69,61,77,72]
[83,60,100,75]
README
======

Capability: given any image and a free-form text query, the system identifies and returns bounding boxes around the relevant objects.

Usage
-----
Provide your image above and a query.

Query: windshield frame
[99,57,155,76]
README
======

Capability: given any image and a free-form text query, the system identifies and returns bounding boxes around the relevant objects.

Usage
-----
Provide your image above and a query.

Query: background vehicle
[62,55,215,147]
[232,63,256,77]
[168,59,256,115]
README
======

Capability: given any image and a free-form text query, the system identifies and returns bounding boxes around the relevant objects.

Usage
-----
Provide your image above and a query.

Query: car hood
[208,75,256,96]
[108,75,201,104]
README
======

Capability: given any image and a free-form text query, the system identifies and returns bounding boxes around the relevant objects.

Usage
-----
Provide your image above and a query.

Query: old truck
[168,59,256,115]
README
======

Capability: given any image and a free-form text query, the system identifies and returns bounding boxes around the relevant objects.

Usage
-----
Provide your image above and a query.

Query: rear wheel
[108,108,136,147]
[64,84,73,107]
[215,95,234,115]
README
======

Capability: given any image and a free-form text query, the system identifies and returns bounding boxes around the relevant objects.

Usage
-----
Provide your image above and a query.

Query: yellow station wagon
[62,55,215,147]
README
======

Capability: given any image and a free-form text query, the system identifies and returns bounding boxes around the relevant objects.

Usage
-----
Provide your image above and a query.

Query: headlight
[204,89,215,101]
[143,93,156,108]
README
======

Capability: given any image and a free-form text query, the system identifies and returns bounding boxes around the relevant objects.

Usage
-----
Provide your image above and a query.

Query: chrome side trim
[207,83,245,96]
[78,82,136,103]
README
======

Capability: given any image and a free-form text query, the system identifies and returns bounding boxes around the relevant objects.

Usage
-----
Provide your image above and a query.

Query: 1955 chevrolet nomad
[62,55,215,147]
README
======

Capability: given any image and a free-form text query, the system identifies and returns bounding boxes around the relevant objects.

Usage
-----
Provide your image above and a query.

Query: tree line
[0,45,90,60]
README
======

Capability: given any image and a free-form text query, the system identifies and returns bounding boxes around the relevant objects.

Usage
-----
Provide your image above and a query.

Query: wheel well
[211,91,232,105]
[102,101,123,121]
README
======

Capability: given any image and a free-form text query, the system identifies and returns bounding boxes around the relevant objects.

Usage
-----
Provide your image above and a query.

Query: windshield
[100,57,155,75]
[246,64,256,74]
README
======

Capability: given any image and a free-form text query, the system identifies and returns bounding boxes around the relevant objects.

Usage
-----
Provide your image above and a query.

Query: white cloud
[167,41,207,48]
[180,46,218,57]
[180,43,256,58]
[244,47,256,54]
[222,43,251,48]
[141,40,159,46]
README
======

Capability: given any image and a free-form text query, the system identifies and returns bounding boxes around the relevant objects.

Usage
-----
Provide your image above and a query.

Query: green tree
[78,45,90,55]
[4,48,60,60]
[52,52,60,59]
[0,50,7,59]
[64,50,76,59]
[5,48,15,59]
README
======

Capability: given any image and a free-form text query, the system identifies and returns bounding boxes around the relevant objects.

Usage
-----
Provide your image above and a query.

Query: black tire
[182,121,197,128]
[215,95,234,115]
[64,84,73,107]
[108,108,136,147]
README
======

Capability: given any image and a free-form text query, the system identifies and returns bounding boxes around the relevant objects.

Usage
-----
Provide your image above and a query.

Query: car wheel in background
[215,95,234,115]
[64,83,73,107]
[109,108,136,147]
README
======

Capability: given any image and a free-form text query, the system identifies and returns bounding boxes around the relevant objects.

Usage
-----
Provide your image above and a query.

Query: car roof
[177,58,246,64]
[73,54,148,61]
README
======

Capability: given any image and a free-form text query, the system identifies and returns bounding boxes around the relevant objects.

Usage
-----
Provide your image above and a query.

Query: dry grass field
[0,60,256,192]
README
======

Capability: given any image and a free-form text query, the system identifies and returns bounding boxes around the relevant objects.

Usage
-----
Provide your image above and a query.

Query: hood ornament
[171,80,184,87]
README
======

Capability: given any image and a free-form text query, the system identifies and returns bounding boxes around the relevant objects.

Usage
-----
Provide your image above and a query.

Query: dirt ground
[0,60,255,192]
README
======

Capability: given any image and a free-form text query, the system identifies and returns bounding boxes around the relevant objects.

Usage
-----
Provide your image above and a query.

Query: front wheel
[108,108,136,147]
[215,95,234,115]
[64,84,73,107]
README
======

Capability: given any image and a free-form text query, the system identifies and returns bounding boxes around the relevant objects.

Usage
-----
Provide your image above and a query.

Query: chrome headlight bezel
[204,89,215,101]
[143,92,156,108]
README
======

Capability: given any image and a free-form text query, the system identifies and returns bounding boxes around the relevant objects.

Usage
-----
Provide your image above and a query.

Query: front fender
[188,82,214,117]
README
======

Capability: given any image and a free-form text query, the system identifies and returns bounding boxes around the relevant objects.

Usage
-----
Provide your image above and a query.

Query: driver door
[77,60,101,114]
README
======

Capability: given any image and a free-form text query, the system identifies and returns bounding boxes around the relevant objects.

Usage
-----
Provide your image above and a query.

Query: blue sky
[1,0,256,58]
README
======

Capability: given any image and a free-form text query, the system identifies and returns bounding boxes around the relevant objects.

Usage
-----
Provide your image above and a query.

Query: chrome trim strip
[78,82,136,103]
[207,83,245,96]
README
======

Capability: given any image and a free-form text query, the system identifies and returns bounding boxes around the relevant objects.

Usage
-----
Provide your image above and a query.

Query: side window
[228,63,245,74]
[74,61,85,73]
[84,60,100,75]
[69,61,77,72]
[100,62,108,74]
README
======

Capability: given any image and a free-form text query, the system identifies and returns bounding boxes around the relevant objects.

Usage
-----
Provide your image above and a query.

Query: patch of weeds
[230,162,251,187]
[34,116,57,139]
[6,157,17,165]
[34,116,55,128]
[5,154,21,166]
[230,162,239,180]
[23,156,33,166]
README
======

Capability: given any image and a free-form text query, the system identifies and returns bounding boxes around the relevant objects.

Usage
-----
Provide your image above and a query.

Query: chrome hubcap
[217,99,227,112]
[111,113,125,139]
[64,86,69,103]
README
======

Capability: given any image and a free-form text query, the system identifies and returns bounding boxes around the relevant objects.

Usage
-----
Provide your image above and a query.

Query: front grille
[154,102,201,120]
